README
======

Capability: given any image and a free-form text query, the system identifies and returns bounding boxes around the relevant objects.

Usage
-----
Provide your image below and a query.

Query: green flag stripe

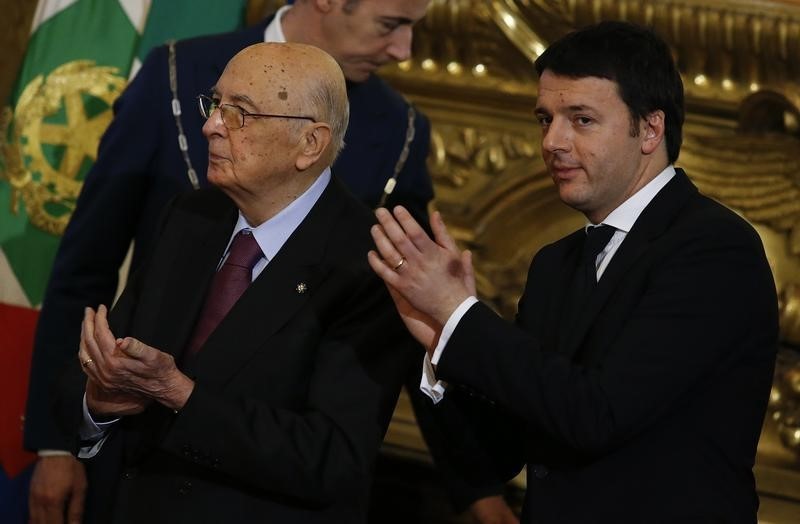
[136,0,247,62]
[14,0,138,97]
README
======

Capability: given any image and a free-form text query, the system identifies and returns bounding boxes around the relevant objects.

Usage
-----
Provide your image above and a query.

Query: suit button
[122,467,137,480]
[178,481,192,495]
[532,464,549,479]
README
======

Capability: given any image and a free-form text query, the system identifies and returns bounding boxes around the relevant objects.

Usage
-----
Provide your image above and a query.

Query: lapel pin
[296,282,307,294]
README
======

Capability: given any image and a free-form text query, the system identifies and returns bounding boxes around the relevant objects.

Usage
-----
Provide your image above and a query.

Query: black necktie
[581,224,616,292]
[561,224,616,335]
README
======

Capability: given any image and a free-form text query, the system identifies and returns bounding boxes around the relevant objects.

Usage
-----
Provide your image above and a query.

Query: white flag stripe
[119,0,152,34]
[128,57,143,79]
[31,0,79,33]
[0,250,33,308]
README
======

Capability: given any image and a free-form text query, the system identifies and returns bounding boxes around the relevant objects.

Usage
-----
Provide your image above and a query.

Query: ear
[295,123,332,171]
[641,110,665,155]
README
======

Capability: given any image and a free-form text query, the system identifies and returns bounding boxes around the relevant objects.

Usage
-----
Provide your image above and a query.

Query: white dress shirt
[420,165,677,402]
[264,4,290,43]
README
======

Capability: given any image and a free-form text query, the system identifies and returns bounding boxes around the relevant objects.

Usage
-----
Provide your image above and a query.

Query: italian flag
[0,0,246,518]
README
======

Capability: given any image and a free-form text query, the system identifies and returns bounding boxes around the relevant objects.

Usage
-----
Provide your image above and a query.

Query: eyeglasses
[197,94,316,129]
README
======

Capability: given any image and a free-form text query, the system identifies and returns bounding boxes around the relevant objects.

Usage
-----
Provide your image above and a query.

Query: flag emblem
[1,60,126,236]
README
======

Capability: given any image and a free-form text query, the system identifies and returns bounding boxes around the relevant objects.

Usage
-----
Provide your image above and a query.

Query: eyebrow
[379,15,415,26]
[208,86,257,109]
[535,104,598,114]
[228,93,258,110]
[565,104,597,112]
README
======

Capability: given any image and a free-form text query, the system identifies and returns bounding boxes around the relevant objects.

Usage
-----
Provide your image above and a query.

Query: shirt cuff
[431,296,479,365]
[78,393,120,458]
[420,353,448,404]
[419,296,479,404]
[37,450,73,457]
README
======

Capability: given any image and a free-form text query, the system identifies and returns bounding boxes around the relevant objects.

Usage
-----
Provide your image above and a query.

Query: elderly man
[27,1,515,522]
[54,42,412,524]
[369,21,778,523]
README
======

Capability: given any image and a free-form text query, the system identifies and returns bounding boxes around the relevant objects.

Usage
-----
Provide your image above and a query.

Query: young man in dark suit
[369,21,779,523]
[62,42,413,523]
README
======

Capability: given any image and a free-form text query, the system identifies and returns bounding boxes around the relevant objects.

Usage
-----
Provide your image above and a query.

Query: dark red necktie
[183,229,263,359]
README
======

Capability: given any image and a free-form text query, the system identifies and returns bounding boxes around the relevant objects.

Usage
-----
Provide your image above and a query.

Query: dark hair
[535,21,684,163]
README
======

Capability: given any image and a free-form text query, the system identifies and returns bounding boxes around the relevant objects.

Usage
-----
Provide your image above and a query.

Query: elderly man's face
[320,0,430,82]
[202,51,308,203]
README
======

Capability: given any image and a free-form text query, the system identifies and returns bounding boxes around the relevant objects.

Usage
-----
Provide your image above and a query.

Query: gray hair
[305,75,350,162]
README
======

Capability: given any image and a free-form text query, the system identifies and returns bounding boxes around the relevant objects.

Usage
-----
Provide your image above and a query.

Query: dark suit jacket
[26,15,432,452]
[434,170,778,523]
[57,178,415,523]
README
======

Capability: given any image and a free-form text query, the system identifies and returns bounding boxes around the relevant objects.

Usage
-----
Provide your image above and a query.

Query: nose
[541,117,570,154]
[386,25,413,62]
[202,107,226,139]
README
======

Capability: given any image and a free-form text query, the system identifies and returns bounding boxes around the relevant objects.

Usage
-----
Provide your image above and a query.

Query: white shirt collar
[229,168,331,263]
[591,165,676,233]
[264,5,291,43]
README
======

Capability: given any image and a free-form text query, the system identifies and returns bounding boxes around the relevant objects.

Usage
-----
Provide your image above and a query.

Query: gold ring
[82,358,94,367]
[392,257,406,271]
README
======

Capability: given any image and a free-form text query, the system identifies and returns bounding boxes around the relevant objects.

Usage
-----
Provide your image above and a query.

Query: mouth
[208,152,228,164]
[550,163,582,180]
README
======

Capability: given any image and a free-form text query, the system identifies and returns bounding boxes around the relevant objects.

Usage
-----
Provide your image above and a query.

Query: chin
[206,170,228,189]
[557,187,589,211]
[343,68,371,83]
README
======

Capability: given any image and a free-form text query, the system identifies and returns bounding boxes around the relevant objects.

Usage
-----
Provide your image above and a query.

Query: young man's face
[319,0,430,82]
[535,70,654,224]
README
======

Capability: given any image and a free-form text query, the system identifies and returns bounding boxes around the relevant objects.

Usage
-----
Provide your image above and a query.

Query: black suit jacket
[435,170,778,523]
[58,179,415,523]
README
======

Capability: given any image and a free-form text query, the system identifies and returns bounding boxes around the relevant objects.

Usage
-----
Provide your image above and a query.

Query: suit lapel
[560,170,697,360]
[550,231,585,354]
[150,196,238,358]
[190,179,348,385]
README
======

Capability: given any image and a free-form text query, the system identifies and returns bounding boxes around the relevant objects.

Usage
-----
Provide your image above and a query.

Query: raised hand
[78,305,194,414]
[368,206,475,327]
[79,305,150,417]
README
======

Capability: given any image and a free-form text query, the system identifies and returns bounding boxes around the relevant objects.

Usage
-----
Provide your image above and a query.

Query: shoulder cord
[377,105,416,208]
[167,40,200,190]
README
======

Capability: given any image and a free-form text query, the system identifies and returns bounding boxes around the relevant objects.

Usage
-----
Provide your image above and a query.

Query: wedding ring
[81,358,94,367]
[392,257,406,271]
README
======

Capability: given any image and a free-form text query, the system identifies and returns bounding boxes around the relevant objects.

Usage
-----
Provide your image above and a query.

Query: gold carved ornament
[1,60,126,236]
